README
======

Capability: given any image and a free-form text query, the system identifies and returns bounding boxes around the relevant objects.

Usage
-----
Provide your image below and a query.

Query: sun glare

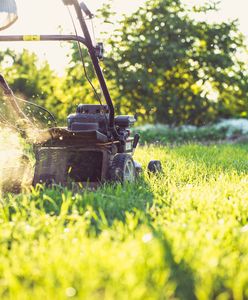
[0,0,144,74]
[0,0,247,74]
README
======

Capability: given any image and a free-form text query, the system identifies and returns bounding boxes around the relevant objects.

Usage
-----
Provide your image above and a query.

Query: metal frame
[0,0,117,138]
[0,34,87,45]
[0,0,143,188]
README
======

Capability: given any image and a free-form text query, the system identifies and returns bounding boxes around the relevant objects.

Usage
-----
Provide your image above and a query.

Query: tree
[0,48,85,123]
[101,0,248,125]
[62,43,104,113]
[0,49,64,119]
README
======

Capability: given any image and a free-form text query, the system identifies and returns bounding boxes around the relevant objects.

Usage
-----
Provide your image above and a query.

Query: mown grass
[1,144,248,299]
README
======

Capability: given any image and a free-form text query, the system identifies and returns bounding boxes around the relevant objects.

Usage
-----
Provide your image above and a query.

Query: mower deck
[33,127,134,187]
[0,0,162,189]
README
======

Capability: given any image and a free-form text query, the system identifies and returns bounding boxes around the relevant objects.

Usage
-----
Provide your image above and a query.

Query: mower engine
[0,0,162,189]
[33,104,140,187]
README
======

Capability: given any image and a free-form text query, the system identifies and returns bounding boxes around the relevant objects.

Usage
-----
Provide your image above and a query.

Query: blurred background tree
[0,49,64,120]
[101,0,248,125]
[0,45,109,123]
[1,0,248,126]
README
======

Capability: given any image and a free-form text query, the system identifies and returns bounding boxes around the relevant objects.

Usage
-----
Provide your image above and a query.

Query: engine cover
[67,104,109,133]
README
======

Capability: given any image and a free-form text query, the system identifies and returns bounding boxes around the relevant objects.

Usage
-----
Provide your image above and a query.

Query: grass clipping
[0,128,33,194]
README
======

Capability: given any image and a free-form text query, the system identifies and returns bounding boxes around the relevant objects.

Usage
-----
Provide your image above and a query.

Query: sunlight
[0,0,145,74]
[0,0,247,74]
[0,128,32,194]
[1,0,73,74]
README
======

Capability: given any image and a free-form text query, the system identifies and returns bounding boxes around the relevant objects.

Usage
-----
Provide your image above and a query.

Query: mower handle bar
[0,73,13,95]
[0,34,87,46]
[0,73,32,121]
[63,0,116,137]
[0,0,117,138]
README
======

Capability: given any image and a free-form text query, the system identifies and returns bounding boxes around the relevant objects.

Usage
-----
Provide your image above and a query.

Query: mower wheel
[111,153,136,183]
[148,160,163,174]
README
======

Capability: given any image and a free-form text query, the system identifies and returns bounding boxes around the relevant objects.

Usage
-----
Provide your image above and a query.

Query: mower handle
[0,1,117,138]
[62,0,93,17]
[0,74,13,95]
[0,74,31,122]
[62,0,117,137]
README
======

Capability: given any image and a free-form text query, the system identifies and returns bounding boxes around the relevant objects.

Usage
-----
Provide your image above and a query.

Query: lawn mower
[0,0,162,188]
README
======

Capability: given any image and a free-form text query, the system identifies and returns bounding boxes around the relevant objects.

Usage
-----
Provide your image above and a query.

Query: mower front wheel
[148,160,163,174]
[111,153,136,183]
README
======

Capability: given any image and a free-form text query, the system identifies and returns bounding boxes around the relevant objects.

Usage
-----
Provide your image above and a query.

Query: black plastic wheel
[111,153,136,183]
[148,160,163,174]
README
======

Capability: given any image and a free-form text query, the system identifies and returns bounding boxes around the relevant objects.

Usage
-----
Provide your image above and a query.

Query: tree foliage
[0,49,64,119]
[0,49,88,123]
[1,0,248,126]
[103,0,248,125]
[0,45,107,123]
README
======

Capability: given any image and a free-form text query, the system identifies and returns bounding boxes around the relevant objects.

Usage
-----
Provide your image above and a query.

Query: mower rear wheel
[111,153,136,183]
[148,160,163,174]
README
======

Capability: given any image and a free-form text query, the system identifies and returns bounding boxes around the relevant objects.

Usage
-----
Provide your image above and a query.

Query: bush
[134,119,248,144]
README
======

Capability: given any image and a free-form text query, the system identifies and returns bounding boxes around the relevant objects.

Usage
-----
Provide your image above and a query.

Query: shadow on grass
[153,230,197,300]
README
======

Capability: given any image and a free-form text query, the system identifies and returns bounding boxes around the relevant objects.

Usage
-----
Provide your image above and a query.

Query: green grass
[1,144,248,299]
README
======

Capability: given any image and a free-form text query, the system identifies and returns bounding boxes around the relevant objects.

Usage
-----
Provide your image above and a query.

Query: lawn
[1,143,248,299]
